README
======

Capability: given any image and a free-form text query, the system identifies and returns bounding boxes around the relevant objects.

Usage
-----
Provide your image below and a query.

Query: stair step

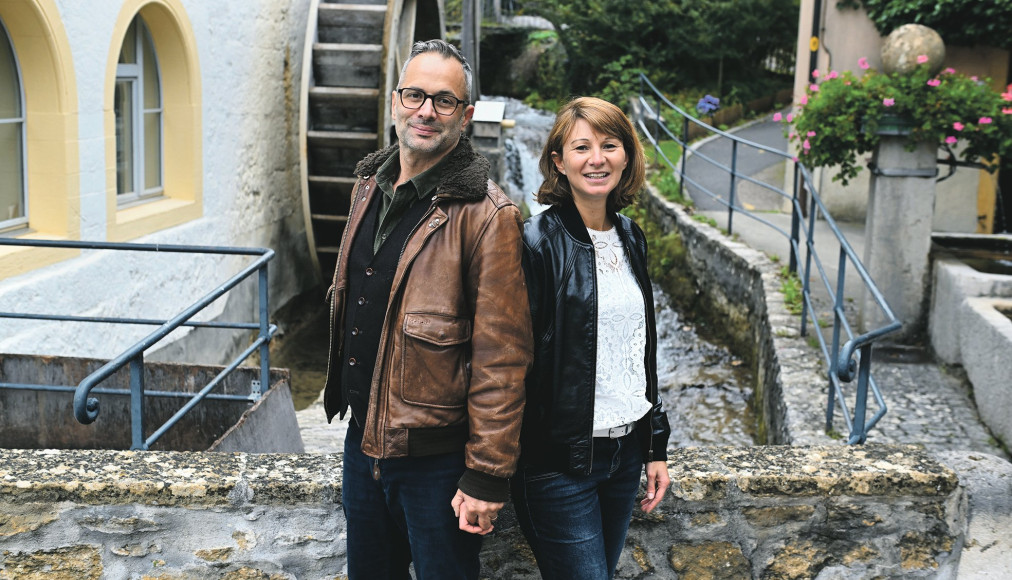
[313,44,382,88]
[307,131,377,178]
[319,5,386,45]
[308,130,378,146]
[323,0,386,4]
[310,89,380,132]
[311,214,350,223]
[317,246,343,254]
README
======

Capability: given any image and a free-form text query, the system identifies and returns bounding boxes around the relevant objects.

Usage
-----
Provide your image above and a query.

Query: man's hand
[451,489,503,535]
[640,460,670,513]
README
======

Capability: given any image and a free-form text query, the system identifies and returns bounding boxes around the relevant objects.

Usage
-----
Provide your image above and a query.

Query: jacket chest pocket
[399,313,471,408]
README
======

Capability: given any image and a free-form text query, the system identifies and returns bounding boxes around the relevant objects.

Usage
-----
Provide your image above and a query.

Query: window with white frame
[0,18,26,232]
[115,16,163,204]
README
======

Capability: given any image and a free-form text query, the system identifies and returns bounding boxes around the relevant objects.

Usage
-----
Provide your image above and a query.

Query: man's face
[393,53,474,160]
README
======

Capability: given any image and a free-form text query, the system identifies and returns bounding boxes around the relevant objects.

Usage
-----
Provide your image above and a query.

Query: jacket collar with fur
[353,134,490,202]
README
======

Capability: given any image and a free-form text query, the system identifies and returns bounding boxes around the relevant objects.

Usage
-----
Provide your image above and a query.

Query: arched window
[115,15,162,204]
[0,17,26,232]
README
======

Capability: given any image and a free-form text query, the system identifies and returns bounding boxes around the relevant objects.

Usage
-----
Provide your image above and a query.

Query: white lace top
[589,226,652,431]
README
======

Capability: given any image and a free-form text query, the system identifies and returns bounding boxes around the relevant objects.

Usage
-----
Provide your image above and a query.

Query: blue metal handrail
[636,73,901,444]
[0,238,277,450]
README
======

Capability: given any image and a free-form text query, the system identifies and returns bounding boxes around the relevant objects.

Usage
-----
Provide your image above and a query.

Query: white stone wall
[0,0,316,360]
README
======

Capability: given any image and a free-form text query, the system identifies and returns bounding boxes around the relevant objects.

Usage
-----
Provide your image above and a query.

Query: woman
[513,96,671,580]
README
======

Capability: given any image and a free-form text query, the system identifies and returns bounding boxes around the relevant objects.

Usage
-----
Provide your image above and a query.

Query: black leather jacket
[520,202,671,475]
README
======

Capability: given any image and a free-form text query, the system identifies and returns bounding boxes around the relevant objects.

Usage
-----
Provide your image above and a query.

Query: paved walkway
[693,114,1008,460]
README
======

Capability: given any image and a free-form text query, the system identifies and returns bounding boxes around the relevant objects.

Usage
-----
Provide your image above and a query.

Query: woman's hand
[640,461,670,513]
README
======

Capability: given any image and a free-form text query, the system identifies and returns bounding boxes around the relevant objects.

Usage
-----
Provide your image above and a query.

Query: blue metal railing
[0,238,277,450]
[636,74,901,444]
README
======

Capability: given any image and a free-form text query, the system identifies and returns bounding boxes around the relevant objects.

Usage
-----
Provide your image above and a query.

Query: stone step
[313,43,382,88]
[318,4,386,45]
[309,87,380,132]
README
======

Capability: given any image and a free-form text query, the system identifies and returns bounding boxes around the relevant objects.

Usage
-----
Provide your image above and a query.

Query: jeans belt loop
[593,421,636,439]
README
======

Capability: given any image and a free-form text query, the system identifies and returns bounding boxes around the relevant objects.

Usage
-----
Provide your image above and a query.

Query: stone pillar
[860,135,937,341]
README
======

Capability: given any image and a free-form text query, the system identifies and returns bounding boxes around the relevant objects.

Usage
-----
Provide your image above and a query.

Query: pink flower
[786,113,794,122]
[1002,90,1012,102]
[953,122,964,131]
[802,139,811,150]
[807,131,816,137]
[927,79,941,87]
[944,67,956,74]
[945,136,958,145]
[792,156,799,162]
[809,84,820,92]
[858,57,870,70]
[978,117,992,125]
[800,95,808,105]
[917,54,929,64]
[883,98,895,107]
[1003,108,1012,115]
[773,112,782,121]
[812,69,820,79]
[826,70,839,79]
[971,76,979,81]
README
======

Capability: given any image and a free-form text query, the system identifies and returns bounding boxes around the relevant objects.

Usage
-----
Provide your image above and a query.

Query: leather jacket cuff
[457,468,510,503]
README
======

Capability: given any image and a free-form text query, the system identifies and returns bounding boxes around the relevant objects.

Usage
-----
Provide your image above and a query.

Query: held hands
[640,460,670,513]
[452,489,504,535]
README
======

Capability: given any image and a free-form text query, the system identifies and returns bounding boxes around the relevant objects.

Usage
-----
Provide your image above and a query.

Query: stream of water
[272,97,756,448]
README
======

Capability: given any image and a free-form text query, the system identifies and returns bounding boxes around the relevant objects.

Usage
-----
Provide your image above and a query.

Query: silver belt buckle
[608,422,633,438]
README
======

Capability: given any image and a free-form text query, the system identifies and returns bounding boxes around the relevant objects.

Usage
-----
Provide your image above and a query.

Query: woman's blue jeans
[511,432,644,580]
[342,421,482,580]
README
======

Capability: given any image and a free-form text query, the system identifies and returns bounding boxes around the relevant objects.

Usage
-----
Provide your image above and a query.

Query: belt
[592,421,636,439]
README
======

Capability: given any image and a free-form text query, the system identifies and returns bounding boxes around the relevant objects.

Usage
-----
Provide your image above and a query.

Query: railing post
[849,344,874,444]
[789,163,801,274]
[679,115,689,199]
[130,354,145,450]
[258,263,270,397]
[728,141,739,235]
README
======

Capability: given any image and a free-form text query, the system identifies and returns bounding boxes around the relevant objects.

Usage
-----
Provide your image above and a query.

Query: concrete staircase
[303,0,388,280]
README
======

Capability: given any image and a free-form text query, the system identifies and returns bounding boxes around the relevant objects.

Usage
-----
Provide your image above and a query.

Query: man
[322,39,533,580]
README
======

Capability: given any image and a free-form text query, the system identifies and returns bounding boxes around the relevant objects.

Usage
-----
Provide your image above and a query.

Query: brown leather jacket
[323,137,533,501]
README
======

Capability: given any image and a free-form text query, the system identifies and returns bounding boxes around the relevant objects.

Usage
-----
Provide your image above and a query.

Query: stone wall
[0,445,964,579]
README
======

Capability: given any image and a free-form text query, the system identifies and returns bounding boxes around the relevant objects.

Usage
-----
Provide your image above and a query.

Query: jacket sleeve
[456,203,534,502]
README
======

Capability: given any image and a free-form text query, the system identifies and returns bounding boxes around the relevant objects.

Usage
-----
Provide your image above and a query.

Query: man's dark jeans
[511,431,643,580]
[342,421,482,579]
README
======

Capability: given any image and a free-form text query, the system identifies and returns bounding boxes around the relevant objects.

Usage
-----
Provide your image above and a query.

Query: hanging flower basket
[777,57,1012,185]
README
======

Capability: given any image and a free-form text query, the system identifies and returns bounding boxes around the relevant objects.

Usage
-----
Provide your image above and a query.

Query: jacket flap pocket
[403,313,471,346]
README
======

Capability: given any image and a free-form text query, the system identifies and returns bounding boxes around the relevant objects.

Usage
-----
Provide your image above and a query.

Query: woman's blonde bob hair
[536,97,646,213]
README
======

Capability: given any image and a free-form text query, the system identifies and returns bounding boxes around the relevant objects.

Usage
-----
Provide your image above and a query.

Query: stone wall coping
[0,444,957,507]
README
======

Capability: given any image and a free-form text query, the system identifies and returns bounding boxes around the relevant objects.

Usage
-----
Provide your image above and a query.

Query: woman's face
[552,119,628,206]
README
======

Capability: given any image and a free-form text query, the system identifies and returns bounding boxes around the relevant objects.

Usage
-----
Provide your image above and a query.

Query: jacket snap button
[365,268,374,276]
[351,327,360,336]
[357,297,366,305]
[348,357,357,366]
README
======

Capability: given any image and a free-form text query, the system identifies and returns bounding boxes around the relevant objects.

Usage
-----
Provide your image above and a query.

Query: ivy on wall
[837,0,1012,49]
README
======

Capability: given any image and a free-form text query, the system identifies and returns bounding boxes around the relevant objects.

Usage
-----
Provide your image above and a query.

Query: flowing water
[273,97,756,448]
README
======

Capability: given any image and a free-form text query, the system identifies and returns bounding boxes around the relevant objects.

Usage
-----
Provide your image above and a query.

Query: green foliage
[692,214,718,228]
[782,64,1012,184]
[837,0,1012,50]
[778,266,803,315]
[620,204,688,295]
[524,0,799,102]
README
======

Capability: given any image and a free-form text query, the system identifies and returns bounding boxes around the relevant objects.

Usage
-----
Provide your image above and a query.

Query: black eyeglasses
[397,88,468,116]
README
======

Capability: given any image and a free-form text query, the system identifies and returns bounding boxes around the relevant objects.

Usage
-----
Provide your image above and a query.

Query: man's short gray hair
[397,39,473,101]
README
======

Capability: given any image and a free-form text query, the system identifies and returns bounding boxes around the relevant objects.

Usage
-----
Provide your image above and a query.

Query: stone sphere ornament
[881,24,946,76]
